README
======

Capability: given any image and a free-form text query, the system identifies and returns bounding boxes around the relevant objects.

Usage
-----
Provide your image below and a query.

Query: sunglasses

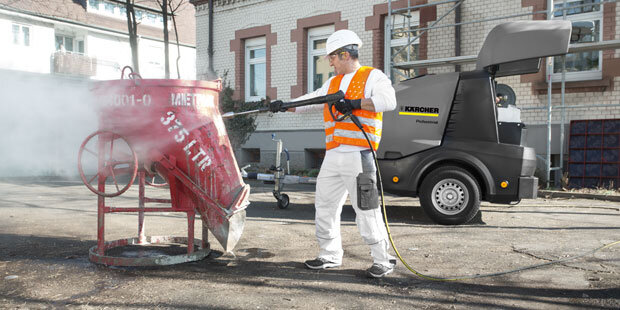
[326,50,347,60]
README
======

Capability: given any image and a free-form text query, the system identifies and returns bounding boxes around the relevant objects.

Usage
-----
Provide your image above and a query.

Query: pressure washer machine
[377,21,572,225]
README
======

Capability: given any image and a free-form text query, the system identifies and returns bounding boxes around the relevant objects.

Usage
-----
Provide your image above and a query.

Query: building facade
[0,0,197,177]
[192,0,620,181]
[1,0,197,79]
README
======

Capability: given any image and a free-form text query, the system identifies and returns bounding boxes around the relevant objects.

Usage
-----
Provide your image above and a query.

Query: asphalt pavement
[0,178,619,309]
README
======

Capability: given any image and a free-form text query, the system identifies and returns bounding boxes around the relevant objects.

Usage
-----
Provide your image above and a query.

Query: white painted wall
[0,18,55,74]
[87,32,133,79]
[0,12,196,81]
[85,33,196,80]
[137,37,197,80]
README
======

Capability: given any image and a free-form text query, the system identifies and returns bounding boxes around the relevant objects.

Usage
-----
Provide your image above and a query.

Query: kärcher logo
[399,105,439,117]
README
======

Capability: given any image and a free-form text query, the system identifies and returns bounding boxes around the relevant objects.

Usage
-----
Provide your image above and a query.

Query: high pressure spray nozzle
[221,91,345,119]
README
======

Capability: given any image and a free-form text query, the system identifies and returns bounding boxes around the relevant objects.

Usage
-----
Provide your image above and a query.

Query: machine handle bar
[280,90,344,109]
[283,90,345,122]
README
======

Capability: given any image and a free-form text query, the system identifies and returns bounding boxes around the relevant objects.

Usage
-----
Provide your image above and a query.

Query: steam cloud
[0,70,98,178]
[0,71,227,182]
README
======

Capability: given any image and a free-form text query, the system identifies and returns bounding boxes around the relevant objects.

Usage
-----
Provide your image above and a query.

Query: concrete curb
[538,189,620,202]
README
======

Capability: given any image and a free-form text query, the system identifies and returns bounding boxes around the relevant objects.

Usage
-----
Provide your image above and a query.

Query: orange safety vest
[323,66,383,151]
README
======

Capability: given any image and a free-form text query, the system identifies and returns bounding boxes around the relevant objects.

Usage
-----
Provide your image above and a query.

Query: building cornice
[191,0,266,9]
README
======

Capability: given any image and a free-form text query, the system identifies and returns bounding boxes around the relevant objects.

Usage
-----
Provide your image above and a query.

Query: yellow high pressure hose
[349,112,620,281]
[373,154,620,281]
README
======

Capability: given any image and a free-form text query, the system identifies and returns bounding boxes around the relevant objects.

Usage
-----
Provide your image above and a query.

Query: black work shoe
[366,263,394,278]
[304,258,341,270]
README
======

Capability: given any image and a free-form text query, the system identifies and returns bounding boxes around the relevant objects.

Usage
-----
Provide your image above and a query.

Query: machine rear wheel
[419,166,480,225]
[78,130,138,197]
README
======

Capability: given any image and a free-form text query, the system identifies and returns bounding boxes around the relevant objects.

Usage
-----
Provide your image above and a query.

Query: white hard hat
[325,29,363,55]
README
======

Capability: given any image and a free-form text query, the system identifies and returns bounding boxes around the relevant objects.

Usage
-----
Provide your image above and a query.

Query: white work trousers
[314,150,394,267]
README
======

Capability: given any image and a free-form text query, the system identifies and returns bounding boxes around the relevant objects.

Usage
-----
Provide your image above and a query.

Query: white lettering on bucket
[183,139,212,171]
[162,111,213,171]
[160,112,190,143]
[174,128,190,143]
[170,93,214,109]
[198,153,212,170]
[183,140,197,154]
[161,111,176,126]
[111,94,152,106]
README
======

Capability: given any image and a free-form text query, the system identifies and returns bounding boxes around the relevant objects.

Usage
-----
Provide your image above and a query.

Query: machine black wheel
[419,166,480,225]
[277,194,290,209]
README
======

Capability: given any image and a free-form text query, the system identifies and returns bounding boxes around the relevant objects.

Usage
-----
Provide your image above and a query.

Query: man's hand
[334,98,362,114]
[269,100,286,113]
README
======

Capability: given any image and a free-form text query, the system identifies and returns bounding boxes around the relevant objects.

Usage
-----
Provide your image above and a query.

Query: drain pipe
[207,0,217,79]
[545,0,553,188]
[559,0,567,186]
[454,1,462,72]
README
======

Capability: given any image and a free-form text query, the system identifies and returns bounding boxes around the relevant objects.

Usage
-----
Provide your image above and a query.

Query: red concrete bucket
[83,73,249,252]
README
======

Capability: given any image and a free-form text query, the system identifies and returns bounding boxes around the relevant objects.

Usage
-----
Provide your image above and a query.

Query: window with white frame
[552,0,602,81]
[55,35,85,53]
[308,25,335,92]
[385,11,420,83]
[12,24,30,46]
[245,37,266,102]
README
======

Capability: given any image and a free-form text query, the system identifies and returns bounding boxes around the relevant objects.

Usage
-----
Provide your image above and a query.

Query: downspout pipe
[454,1,461,72]
[546,0,553,188]
[207,0,217,79]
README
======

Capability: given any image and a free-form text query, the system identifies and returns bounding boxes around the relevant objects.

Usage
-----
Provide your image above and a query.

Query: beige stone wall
[195,0,620,147]
[195,0,389,132]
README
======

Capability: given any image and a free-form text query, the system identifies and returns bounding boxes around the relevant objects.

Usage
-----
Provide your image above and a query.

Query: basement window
[305,148,325,169]
[242,148,261,163]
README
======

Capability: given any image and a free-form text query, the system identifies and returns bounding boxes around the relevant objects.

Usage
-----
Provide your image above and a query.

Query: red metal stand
[88,171,211,266]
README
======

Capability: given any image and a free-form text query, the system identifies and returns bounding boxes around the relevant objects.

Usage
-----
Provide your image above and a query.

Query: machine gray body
[377,20,571,224]
[378,73,460,157]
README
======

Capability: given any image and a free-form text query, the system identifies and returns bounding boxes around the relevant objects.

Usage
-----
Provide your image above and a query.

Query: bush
[218,83,265,150]
[291,168,320,177]
[306,169,320,177]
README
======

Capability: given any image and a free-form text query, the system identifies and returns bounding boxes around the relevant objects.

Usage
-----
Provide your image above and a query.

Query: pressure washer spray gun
[221,91,345,120]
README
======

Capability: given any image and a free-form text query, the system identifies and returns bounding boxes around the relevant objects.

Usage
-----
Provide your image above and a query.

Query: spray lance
[221,90,364,145]
[221,91,346,119]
